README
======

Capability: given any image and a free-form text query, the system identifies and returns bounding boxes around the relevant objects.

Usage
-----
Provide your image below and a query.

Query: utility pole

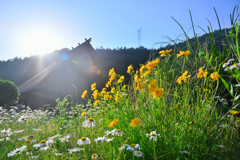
[138,28,142,47]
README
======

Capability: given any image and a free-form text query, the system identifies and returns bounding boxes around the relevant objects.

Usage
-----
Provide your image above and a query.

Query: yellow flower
[130,118,141,128]
[100,88,106,96]
[230,110,240,115]
[148,79,157,91]
[121,85,127,90]
[139,83,145,90]
[134,74,141,83]
[109,119,118,128]
[92,90,99,99]
[94,100,100,106]
[105,81,111,88]
[109,95,113,100]
[118,75,124,83]
[91,83,96,91]
[150,87,164,99]
[115,91,121,102]
[145,58,160,69]
[197,66,208,78]
[81,112,87,117]
[127,65,134,73]
[81,90,87,99]
[139,65,146,75]
[135,83,140,91]
[203,89,209,92]
[104,94,109,100]
[111,87,115,93]
[109,68,115,76]
[110,73,117,81]
[176,71,191,84]
[159,49,172,57]
[143,79,149,84]
[210,72,219,82]
[176,50,190,57]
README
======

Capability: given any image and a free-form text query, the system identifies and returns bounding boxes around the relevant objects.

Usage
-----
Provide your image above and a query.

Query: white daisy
[32,128,42,132]
[67,148,84,154]
[115,129,124,136]
[222,59,235,68]
[134,151,143,157]
[54,153,63,156]
[179,151,188,154]
[218,145,227,151]
[30,155,40,159]
[91,153,98,160]
[219,124,228,128]
[125,144,141,151]
[1,128,12,137]
[18,136,28,141]
[39,146,49,152]
[82,118,97,128]
[77,137,91,145]
[118,145,127,151]
[146,130,161,140]
[105,129,117,136]
[59,134,71,143]
[94,136,106,143]
[105,137,114,142]
[229,63,240,70]
[14,130,24,133]
[0,137,11,141]
[48,134,60,140]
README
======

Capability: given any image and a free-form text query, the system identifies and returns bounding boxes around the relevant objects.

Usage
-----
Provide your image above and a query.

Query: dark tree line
[0,27,238,91]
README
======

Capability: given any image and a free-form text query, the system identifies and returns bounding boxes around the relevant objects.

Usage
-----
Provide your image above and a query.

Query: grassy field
[1,7,240,160]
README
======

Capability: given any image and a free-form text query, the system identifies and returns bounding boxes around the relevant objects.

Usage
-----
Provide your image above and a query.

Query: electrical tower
[138,28,142,47]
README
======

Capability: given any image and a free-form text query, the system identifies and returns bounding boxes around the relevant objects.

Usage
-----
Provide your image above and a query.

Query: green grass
[1,6,240,160]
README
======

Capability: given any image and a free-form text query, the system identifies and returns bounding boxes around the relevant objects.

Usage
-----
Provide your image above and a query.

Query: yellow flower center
[27,149,32,152]
[131,144,135,147]
[117,129,121,132]
[81,137,86,141]
[29,135,34,138]
[137,152,140,154]
[87,118,95,122]
[40,140,46,144]
[94,131,98,133]
[26,140,32,144]
[151,133,156,136]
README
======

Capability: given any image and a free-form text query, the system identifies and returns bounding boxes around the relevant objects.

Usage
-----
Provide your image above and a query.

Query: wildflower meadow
[1,6,240,160]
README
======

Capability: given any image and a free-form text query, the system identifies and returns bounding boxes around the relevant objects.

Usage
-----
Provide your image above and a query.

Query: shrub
[0,79,20,107]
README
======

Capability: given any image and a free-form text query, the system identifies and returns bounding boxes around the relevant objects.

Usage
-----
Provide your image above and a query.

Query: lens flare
[89,65,97,73]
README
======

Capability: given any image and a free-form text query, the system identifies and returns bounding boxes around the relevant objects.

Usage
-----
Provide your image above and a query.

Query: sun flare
[21,30,61,56]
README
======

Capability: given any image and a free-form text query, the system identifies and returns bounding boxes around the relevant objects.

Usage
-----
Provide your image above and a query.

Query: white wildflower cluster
[214,96,228,105]
[7,145,27,157]
[222,59,240,71]
[118,144,142,157]
[0,128,12,137]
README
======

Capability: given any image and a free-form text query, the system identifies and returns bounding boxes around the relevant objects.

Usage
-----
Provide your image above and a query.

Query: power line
[138,28,142,47]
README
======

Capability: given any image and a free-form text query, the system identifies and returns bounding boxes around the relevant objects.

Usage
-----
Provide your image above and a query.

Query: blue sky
[0,0,239,61]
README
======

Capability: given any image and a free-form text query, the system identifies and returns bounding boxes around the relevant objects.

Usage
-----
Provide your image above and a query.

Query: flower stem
[153,139,156,160]
[83,146,87,160]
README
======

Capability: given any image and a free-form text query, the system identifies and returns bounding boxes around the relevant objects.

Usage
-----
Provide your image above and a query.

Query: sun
[21,30,61,56]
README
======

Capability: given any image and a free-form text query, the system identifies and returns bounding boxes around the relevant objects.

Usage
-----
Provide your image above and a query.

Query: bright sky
[0,0,239,61]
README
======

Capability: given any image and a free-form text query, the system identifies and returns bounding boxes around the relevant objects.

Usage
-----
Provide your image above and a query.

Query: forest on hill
[0,26,239,90]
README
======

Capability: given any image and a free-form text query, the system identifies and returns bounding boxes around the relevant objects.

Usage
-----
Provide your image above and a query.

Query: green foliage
[0,79,20,107]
